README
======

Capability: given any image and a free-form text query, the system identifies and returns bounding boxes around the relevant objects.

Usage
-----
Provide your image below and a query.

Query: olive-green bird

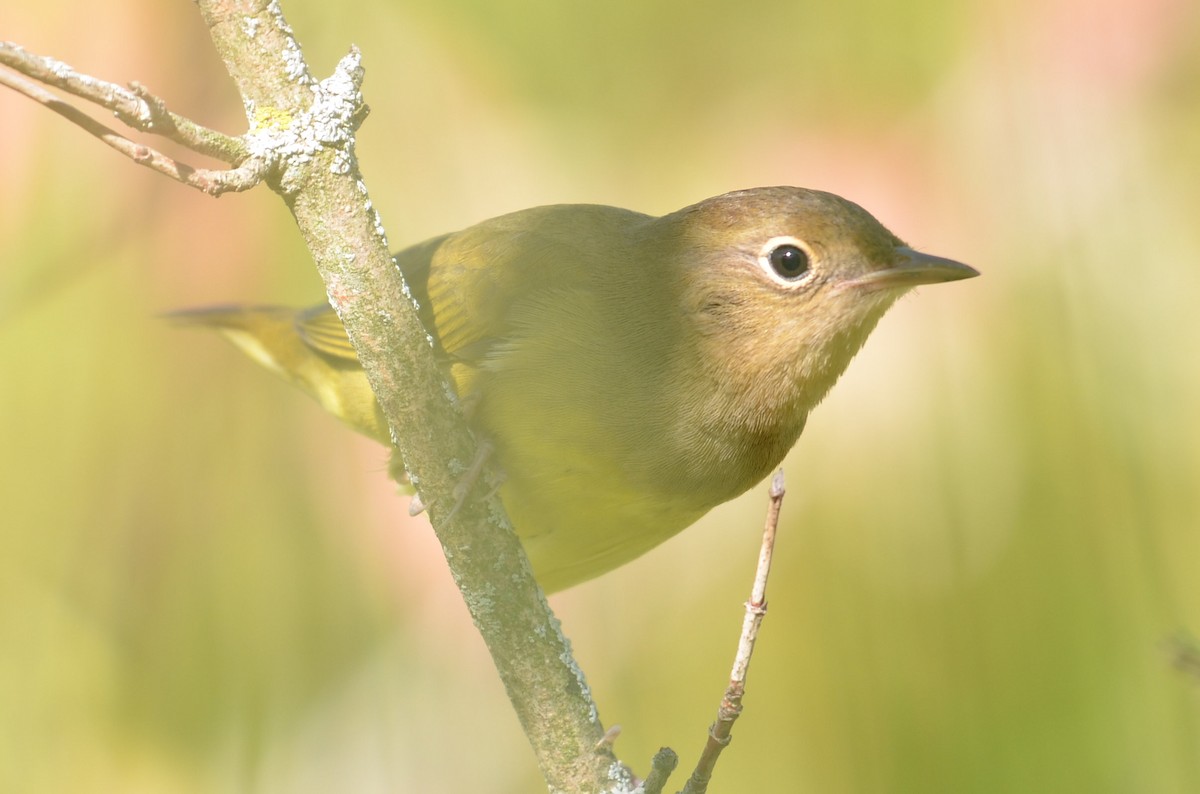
[176,186,977,593]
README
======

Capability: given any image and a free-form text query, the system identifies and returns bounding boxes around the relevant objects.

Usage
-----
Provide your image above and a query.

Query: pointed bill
[845,247,979,290]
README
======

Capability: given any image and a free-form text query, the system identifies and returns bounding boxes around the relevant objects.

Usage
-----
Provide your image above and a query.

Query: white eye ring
[758,236,815,286]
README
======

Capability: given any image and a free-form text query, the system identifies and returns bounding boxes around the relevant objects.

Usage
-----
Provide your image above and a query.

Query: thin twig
[0,69,268,196]
[0,41,246,163]
[680,470,787,794]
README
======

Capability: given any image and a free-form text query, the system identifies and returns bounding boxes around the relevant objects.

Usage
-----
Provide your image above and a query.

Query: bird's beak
[844,247,979,291]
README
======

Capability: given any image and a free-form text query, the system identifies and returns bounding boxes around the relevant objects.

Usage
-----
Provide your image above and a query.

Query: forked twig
[0,41,264,196]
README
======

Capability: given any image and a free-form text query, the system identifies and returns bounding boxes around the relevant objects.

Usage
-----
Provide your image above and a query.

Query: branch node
[708,722,735,747]
[243,48,367,196]
[593,723,622,751]
[124,80,176,134]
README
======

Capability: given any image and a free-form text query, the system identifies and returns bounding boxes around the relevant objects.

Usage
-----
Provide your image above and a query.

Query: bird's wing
[293,206,643,372]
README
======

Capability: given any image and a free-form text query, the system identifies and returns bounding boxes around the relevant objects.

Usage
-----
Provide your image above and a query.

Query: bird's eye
[767,244,810,280]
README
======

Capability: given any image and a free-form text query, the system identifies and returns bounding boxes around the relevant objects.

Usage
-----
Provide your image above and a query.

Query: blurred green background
[3,0,1199,791]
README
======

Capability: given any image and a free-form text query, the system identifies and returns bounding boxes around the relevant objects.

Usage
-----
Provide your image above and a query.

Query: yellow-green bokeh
[2,1,1198,791]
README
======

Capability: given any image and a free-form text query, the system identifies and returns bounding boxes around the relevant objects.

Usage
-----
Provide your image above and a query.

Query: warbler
[176,186,977,592]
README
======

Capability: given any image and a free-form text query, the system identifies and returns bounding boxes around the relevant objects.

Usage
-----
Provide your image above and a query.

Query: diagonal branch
[3,13,627,791]
[191,1,629,791]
